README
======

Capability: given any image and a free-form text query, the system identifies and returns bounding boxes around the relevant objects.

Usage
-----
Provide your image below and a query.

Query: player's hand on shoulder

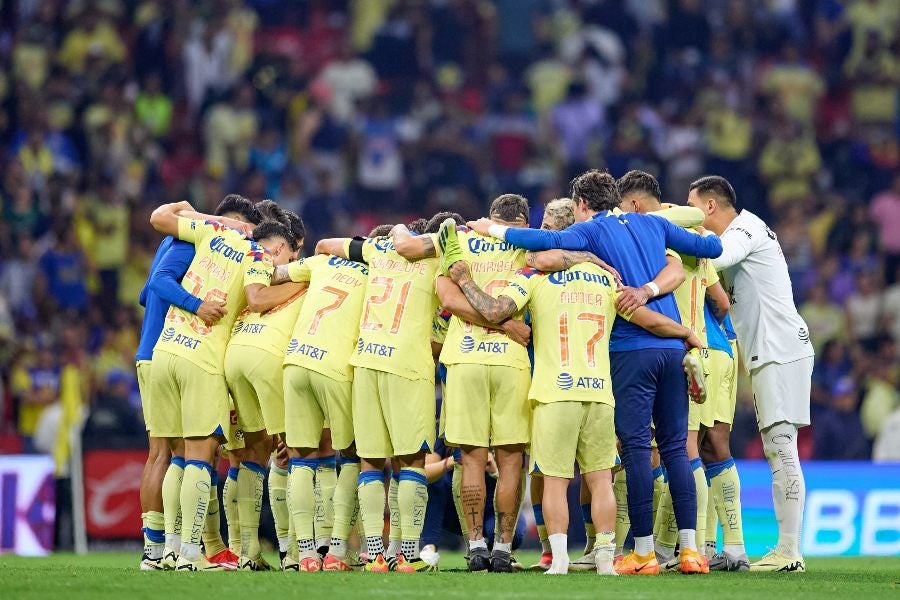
[502,319,531,348]
[616,286,651,314]
[467,217,494,237]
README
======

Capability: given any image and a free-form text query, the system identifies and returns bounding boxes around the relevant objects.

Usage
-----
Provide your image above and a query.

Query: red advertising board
[83,449,145,539]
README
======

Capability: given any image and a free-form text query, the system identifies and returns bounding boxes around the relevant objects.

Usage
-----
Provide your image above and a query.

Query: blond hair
[544,198,576,230]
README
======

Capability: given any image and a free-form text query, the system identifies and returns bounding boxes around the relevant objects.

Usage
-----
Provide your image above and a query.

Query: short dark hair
[489,194,529,224]
[407,218,427,235]
[425,211,465,233]
[689,176,738,210]
[369,224,395,237]
[252,219,295,249]
[283,210,306,244]
[255,199,290,228]
[214,194,257,223]
[617,170,661,202]
[570,169,621,212]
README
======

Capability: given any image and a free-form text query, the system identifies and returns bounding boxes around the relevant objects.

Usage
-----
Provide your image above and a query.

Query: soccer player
[442,226,704,576]
[315,222,442,572]
[616,170,730,571]
[271,242,370,572]
[700,307,749,570]
[466,169,722,576]
[148,201,296,571]
[135,214,231,569]
[687,175,813,572]
[146,195,259,571]
[224,205,307,571]
[436,194,532,573]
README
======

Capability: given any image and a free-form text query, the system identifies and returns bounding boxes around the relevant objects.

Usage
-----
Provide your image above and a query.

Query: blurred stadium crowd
[0,0,899,471]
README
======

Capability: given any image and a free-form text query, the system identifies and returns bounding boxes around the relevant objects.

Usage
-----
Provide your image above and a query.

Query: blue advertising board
[731,461,900,557]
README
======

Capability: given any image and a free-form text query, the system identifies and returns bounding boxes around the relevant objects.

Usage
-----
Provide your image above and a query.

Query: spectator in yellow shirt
[57,9,125,75]
[761,43,825,124]
[758,120,822,209]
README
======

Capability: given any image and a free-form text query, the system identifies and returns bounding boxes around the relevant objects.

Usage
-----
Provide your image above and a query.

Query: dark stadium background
[0,0,898,555]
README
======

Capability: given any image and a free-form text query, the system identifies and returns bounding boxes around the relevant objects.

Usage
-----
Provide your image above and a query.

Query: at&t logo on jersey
[234,322,267,335]
[171,332,201,350]
[356,337,396,357]
[161,326,175,342]
[557,372,606,390]
[209,236,246,263]
[460,335,475,353]
[286,339,329,360]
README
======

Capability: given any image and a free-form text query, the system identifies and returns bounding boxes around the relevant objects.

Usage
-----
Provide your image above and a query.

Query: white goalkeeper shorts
[750,356,813,431]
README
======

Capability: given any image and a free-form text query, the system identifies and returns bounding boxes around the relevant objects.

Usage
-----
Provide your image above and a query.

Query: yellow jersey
[228,289,307,358]
[154,218,273,374]
[439,227,529,368]
[283,254,369,382]
[502,263,621,406]
[432,308,451,346]
[348,236,441,381]
[671,234,719,345]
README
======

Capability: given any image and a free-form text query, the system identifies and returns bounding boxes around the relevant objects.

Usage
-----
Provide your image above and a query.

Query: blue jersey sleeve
[652,215,723,259]
[148,240,202,313]
[504,222,591,251]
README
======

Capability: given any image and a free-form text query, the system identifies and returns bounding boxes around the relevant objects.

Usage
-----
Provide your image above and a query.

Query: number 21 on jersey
[360,276,411,333]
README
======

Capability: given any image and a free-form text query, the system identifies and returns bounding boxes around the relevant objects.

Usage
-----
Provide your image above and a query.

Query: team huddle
[134,169,814,576]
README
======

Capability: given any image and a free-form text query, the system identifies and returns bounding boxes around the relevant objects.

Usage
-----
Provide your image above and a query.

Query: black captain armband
[348,237,366,263]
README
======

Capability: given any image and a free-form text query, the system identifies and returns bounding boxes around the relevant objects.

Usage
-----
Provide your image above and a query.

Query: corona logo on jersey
[327,255,369,275]
[547,270,612,286]
[467,237,515,255]
[373,238,395,252]
[161,326,175,342]
[208,236,245,263]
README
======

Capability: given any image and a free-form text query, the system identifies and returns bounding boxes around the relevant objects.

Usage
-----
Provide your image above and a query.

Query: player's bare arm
[706,280,730,321]
[435,276,531,347]
[315,238,350,258]
[271,264,292,285]
[391,224,437,260]
[244,281,308,313]
[616,254,686,313]
[525,249,622,282]
[628,306,702,350]
[449,262,518,324]
[150,201,254,238]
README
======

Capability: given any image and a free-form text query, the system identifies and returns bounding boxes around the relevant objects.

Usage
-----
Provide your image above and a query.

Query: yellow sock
[594,529,614,550]
[236,462,266,559]
[223,467,240,553]
[268,465,290,553]
[692,459,708,549]
[330,458,360,558]
[710,462,745,548]
[451,462,468,538]
[398,468,427,560]
[179,461,212,560]
[652,468,666,517]
[314,457,337,548]
[357,472,386,557]
[202,477,226,556]
[162,457,184,547]
[613,469,629,555]
[288,458,317,556]
[143,510,165,555]
[583,513,597,554]
[387,474,400,555]
[706,484,718,556]
[655,486,678,551]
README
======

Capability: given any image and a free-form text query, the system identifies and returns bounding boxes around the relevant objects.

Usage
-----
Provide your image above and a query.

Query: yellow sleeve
[287,255,318,283]
[176,217,209,245]
[654,206,705,228]
[704,259,719,287]
[242,245,274,287]
[500,269,537,312]
[427,233,442,258]
[666,248,683,262]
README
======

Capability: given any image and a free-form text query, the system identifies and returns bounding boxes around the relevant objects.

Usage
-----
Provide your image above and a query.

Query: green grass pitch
[2,552,898,599]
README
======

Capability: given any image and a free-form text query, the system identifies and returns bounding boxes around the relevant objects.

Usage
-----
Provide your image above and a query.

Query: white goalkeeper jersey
[712,209,814,372]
